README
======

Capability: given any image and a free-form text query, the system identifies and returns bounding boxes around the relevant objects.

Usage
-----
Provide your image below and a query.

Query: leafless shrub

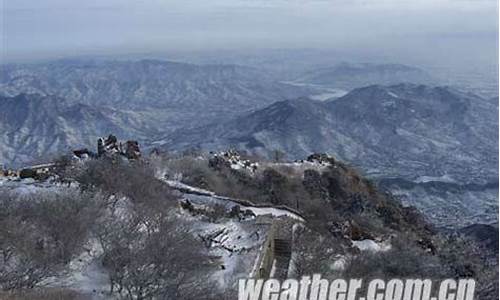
[0,218,58,290]
[204,204,229,222]
[31,191,106,262]
[70,157,222,298]
[97,213,216,300]
[436,233,498,298]
[51,155,80,184]
[0,288,91,300]
[75,158,177,211]
[342,235,445,279]
[0,190,105,290]
[291,227,343,278]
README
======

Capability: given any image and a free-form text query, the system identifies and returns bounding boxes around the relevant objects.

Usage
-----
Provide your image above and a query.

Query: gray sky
[1,0,498,65]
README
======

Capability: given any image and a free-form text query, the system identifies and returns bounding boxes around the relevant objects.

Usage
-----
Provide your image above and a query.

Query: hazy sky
[1,0,498,64]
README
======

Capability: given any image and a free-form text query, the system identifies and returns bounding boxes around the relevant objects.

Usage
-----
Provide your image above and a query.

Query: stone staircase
[272,238,292,279]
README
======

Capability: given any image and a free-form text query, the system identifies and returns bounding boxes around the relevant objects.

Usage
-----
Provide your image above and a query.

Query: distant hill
[0,59,313,133]
[162,83,497,183]
[295,63,435,90]
[159,83,498,227]
[0,93,147,166]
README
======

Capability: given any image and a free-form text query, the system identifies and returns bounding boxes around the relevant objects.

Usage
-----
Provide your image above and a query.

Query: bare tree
[0,190,105,291]
[290,227,343,279]
[97,213,216,300]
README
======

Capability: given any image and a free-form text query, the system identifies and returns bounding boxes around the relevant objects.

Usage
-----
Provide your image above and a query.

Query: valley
[0,59,497,229]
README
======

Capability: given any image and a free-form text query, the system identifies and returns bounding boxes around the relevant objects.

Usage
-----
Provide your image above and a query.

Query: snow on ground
[44,239,111,300]
[0,173,300,293]
[169,181,306,286]
[414,174,456,184]
[181,210,270,288]
[163,178,305,221]
[280,81,348,100]
[352,239,391,252]
[244,206,303,221]
[269,160,331,172]
[331,255,348,271]
[310,89,348,101]
[164,179,215,196]
[387,91,400,98]
[181,192,304,222]
[0,177,75,195]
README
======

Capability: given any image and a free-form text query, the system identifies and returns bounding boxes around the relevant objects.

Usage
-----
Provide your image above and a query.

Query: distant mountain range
[162,83,497,183]
[0,59,315,165]
[1,60,441,166]
[159,83,498,227]
[0,93,151,164]
[0,59,497,227]
[0,59,314,134]
[0,59,302,109]
[295,63,434,89]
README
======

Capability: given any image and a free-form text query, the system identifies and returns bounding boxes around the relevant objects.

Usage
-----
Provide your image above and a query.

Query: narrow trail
[163,179,300,280]
[162,179,306,222]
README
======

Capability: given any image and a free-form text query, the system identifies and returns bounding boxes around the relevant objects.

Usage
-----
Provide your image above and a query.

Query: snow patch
[331,256,348,271]
[414,174,456,184]
[45,239,109,296]
[352,239,391,252]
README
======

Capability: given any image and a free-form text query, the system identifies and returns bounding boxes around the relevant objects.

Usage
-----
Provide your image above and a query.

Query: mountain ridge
[157,83,498,228]
[0,93,149,166]
[161,83,498,183]
[295,63,435,89]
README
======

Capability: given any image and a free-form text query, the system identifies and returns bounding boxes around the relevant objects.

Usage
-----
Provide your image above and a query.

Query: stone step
[273,256,291,279]
[274,239,292,256]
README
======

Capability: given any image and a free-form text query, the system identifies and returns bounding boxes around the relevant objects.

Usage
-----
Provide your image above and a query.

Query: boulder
[96,134,141,160]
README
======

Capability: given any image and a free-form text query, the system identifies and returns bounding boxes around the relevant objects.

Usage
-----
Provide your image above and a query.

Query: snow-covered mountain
[295,63,434,90]
[0,59,496,227]
[163,84,497,181]
[0,59,313,133]
[0,59,317,166]
[160,84,498,227]
[1,148,497,298]
[0,93,149,166]
[0,59,312,110]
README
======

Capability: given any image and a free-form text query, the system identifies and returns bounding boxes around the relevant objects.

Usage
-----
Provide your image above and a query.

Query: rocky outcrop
[124,141,141,160]
[73,134,142,161]
[304,153,336,165]
[208,150,258,172]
